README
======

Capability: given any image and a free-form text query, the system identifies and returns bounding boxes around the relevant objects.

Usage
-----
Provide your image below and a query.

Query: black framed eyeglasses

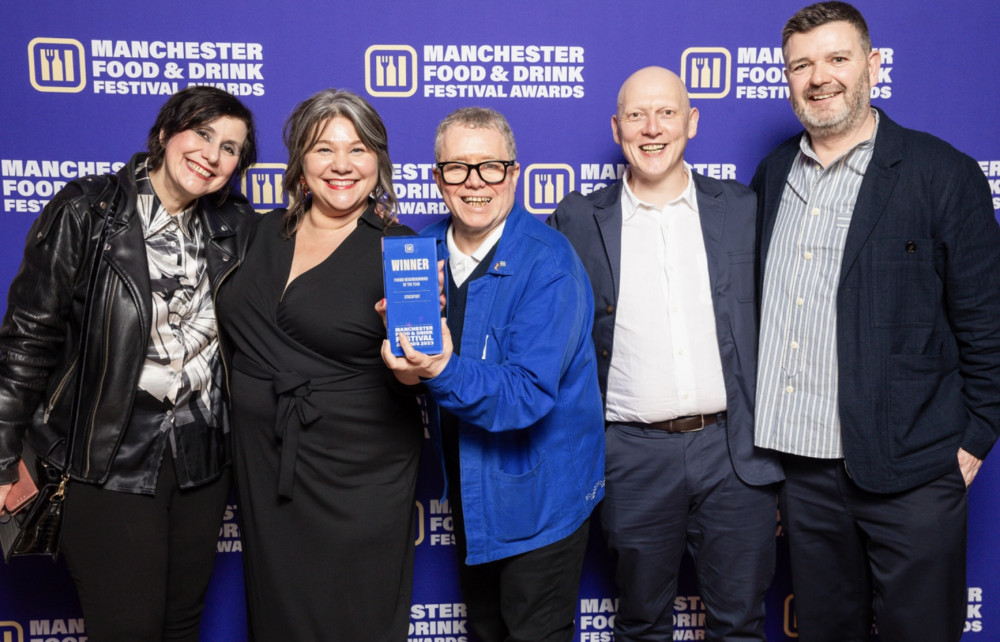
[435,160,517,185]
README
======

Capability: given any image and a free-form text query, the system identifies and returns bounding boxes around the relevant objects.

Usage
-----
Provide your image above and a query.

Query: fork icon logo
[524,164,574,215]
[680,47,731,99]
[365,45,418,97]
[28,38,86,93]
[0,622,23,642]
[241,164,288,212]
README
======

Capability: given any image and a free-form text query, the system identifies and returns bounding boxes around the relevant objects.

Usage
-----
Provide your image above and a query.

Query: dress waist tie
[233,354,384,499]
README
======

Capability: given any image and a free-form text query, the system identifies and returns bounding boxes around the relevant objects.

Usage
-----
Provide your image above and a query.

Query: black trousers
[452,511,590,642]
[779,454,967,642]
[60,460,231,642]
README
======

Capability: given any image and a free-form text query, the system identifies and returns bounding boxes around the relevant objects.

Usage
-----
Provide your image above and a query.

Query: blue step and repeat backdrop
[2,1,999,640]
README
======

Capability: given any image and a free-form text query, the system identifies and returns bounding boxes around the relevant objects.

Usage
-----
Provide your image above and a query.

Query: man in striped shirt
[754,3,1000,640]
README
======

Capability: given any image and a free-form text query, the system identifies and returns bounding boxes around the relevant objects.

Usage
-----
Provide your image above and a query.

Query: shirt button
[605,304,614,314]
[812,208,820,216]
[803,251,813,260]
[796,297,804,306]
[785,385,795,393]
[601,349,610,358]
[790,341,799,349]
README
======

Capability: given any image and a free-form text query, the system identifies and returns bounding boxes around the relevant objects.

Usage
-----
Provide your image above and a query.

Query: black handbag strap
[60,174,121,473]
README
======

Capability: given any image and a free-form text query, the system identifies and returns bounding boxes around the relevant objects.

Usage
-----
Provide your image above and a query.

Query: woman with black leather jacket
[0,86,258,642]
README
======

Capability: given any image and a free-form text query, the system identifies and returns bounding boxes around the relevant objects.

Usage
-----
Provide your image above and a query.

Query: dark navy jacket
[752,108,1000,492]
[549,173,782,488]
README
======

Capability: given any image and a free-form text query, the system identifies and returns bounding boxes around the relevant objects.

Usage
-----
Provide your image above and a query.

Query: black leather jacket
[0,153,256,489]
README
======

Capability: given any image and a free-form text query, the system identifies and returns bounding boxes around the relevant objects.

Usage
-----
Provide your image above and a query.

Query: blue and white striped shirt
[755,112,879,458]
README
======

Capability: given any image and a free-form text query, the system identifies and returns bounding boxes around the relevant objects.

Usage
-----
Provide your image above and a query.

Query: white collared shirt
[446,221,506,287]
[605,164,727,423]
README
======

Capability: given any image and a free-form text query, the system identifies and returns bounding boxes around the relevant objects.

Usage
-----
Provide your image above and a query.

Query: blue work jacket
[422,204,605,564]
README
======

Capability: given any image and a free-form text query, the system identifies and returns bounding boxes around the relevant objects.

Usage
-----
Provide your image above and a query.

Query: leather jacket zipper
[82,277,117,476]
[214,256,240,401]
[41,356,80,423]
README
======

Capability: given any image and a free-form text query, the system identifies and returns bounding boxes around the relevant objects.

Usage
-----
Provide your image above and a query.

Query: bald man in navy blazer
[549,66,782,642]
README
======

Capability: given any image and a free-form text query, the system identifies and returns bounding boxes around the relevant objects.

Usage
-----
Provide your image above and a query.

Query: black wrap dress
[217,205,424,640]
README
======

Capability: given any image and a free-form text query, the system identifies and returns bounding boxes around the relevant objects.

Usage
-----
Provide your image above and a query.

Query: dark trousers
[448,476,589,642]
[779,454,968,642]
[60,460,231,642]
[602,419,777,642]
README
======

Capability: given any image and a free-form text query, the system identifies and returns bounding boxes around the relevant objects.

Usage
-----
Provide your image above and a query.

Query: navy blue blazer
[548,173,783,487]
[752,108,1000,493]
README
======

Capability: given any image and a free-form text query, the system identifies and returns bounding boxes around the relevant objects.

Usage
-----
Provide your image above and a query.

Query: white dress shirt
[605,165,727,423]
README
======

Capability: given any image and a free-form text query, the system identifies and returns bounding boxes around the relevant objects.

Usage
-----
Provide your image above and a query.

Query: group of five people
[1,2,997,641]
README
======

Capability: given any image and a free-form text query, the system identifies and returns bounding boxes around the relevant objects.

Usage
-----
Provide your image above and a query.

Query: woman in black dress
[217,89,424,640]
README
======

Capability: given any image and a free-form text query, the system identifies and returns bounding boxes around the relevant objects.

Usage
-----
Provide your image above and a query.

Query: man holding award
[381,106,605,642]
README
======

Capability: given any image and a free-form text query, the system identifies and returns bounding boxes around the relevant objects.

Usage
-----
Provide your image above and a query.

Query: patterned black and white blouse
[102,161,224,494]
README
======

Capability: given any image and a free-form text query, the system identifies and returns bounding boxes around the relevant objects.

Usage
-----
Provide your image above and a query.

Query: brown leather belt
[622,411,726,434]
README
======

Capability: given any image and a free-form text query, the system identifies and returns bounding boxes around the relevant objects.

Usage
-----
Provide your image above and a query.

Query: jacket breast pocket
[480,324,509,364]
[870,238,938,328]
